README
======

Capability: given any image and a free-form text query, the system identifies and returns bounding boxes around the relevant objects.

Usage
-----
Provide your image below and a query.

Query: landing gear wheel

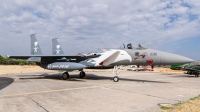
[194,72,198,77]
[79,71,86,78]
[113,76,119,82]
[62,72,69,80]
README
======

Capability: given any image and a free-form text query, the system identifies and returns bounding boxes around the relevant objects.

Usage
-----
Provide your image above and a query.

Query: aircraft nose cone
[161,52,194,65]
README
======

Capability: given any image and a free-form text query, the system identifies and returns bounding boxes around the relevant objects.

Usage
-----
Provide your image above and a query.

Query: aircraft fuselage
[81,49,194,67]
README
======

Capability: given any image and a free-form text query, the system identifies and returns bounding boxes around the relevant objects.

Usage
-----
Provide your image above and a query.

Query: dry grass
[160,95,200,112]
[154,68,185,74]
[0,65,55,75]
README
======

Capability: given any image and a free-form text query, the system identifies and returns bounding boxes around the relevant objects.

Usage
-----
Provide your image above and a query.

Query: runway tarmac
[0,71,200,112]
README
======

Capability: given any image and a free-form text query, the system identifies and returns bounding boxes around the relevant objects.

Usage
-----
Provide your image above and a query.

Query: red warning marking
[146,59,153,63]
[134,54,146,60]
[35,62,41,66]
[99,62,103,66]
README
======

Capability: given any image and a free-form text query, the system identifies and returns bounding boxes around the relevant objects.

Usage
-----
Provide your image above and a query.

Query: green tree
[0,55,36,65]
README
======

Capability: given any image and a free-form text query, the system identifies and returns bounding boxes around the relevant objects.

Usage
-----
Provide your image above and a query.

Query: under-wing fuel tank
[40,62,87,71]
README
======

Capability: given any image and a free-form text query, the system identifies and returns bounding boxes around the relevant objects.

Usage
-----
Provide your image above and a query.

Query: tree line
[0,55,36,65]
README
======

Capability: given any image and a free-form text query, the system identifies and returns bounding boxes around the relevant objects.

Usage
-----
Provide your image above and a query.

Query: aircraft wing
[9,55,100,62]
[9,56,32,59]
[8,55,99,59]
[9,55,92,59]
[94,50,120,66]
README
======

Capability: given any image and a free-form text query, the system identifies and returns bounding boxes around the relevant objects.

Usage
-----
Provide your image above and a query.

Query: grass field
[160,95,200,112]
[0,65,51,75]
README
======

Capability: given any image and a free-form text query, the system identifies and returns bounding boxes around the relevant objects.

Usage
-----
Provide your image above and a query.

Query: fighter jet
[9,34,194,82]
[170,64,185,70]
[79,44,194,81]
[182,61,200,77]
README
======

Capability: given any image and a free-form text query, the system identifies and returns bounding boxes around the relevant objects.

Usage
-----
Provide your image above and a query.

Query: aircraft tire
[194,72,198,77]
[113,76,119,82]
[62,72,69,80]
[79,71,85,78]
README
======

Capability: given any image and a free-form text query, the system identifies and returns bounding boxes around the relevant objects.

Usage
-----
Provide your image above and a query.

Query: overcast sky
[0,0,200,60]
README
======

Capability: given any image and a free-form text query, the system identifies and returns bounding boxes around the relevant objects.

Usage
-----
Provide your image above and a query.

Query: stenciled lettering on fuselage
[133,52,158,61]
[150,52,157,56]
[47,64,69,69]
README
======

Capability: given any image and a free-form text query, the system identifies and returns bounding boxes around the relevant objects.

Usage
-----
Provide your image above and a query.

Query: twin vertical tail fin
[52,38,64,55]
[27,34,42,62]
[30,34,43,55]
[30,35,64,55]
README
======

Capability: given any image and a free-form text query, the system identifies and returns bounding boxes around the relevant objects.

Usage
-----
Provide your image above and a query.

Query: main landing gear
[79,71,86,78]
[194,72,199,78]
[62,71,86,80]
[112,65,121,82]
[62,72,69,80]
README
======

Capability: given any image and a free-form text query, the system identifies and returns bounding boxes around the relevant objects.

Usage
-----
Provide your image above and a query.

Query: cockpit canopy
[136,44,147,50]
[127,43,133,49]
[124,43,147,50]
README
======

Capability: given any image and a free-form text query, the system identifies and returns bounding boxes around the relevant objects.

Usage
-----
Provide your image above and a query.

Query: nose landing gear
[113,76,119,82]
[112,65,121,82]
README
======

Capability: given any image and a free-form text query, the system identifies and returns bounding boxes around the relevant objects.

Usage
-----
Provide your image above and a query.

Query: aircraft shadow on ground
[169,74,197,78]
[0,77,14,90]
[17,73,169,83]
[18,73,85,82]
[83,74,169,83]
